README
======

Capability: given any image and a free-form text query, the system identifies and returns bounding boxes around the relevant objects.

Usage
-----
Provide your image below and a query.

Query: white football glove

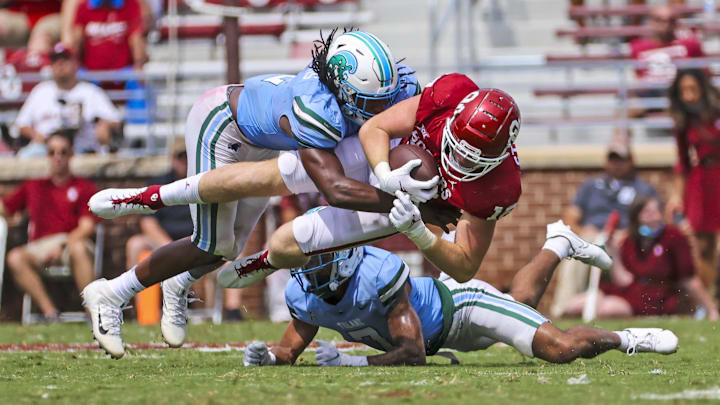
[374,161,439,203]
[315,340,368,367]
[243,342,276,366]
[389,191,437,250]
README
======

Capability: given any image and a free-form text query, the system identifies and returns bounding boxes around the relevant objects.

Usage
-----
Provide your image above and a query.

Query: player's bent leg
[219,205,398,288]
[508,249,561,309]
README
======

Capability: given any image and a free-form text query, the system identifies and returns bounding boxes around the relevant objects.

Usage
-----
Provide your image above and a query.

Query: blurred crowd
[0,0,155,155]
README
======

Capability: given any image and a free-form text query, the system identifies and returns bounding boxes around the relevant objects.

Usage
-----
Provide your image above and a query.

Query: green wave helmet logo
[328,50,358,82]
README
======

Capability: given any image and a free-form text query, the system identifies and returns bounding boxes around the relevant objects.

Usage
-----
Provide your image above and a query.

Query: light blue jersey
[233,64,420,150]
[285,246,453,355]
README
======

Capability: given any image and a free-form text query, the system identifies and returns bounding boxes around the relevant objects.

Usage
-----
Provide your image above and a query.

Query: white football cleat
[218,250,278,288]
[160,276,195,348]
[89,186,163,219]
[81,279,126,359]
[546,220,613,271]
[623,328,678,355]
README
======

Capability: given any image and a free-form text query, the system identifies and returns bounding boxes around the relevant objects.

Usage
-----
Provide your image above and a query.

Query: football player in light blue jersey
[83,29,450,359]
[244,223,679,367]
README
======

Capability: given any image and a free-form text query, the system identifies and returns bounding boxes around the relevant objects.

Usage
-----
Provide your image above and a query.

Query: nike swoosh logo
[98,312,109,335]
[328,353,340,362]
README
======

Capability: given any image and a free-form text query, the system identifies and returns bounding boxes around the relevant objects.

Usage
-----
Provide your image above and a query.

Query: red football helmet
[441,88,521,182]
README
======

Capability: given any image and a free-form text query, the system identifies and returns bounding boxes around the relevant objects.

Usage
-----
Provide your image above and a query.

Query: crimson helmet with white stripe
[441,88,521,182]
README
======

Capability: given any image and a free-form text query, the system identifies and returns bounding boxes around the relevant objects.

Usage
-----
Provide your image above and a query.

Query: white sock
[107,266,146,304]
[614,330,630,351]
[159,172,205,206]
[172,271,198,289]
[542,237,571,260]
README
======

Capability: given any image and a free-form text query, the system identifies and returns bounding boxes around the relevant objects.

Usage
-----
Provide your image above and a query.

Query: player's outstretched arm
[298,147,396,212]
[367,283,426,366]
[390,192,494,282]
[270,319,319,365]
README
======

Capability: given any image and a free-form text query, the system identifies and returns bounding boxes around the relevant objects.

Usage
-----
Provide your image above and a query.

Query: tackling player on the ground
[81,29,435,359]
[218,73,524,287]
[243,221,678,367]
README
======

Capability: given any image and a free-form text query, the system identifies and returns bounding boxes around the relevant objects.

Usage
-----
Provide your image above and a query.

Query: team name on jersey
[337,318,365,329]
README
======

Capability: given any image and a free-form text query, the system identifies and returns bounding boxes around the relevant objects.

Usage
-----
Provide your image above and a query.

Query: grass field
[1,318,718,404]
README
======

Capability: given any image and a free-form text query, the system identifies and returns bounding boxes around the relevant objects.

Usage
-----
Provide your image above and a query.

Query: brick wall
[0,166,675,320]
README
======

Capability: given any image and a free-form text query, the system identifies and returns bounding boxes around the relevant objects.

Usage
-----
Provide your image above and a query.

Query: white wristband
[373,162,391,186]
[407,225,437,250]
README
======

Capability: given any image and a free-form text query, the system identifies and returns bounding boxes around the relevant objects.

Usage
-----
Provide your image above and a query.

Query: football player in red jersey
[361,73,521,282]
[219,73,610,288]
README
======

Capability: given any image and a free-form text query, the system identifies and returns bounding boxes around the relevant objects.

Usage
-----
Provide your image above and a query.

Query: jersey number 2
[347,327,394,351]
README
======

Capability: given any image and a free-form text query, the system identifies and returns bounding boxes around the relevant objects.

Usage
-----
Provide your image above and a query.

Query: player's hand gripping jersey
[235,64,420,151]
[406,73,522,220]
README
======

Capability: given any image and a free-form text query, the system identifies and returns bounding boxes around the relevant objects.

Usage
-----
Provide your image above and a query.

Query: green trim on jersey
[426,279,455,356]
[192,102,227,247]
[453,300,541,328]
[378,263,409,305]
[292,97,342,143]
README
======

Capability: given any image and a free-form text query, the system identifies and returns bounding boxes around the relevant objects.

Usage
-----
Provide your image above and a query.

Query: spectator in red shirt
[1,131,99,320]
[564,195,719,320]
[71,0,147,71]
[630,4,704,85]
[666,68,720,299]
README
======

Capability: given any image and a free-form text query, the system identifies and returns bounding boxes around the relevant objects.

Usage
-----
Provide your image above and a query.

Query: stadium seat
[20,224,105,325]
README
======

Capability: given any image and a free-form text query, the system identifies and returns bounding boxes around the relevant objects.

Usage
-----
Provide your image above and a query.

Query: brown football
[388,144,439,181]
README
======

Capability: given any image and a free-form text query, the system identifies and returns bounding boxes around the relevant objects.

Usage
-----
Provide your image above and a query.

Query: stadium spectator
[14,43,122,156]
[0,0,61,55]
[550,140,659,317]
[564,195,719,320]
[70,0,147,71]
[125,140,193,270]
[0,131,98,320]
[666,68,720,300]
[630,4,704,86]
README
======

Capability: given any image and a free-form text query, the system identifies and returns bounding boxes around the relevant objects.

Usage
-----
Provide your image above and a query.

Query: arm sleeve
[375,254,410,309]
[2,182,29,216]
[88,85,122,122]
[290,96,343,149]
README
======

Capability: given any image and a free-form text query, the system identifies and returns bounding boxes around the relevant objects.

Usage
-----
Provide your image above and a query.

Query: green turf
[0,318,718,404]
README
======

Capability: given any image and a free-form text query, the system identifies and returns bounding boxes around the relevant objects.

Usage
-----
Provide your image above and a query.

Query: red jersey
[674,118,720,174]
[630,36,704,82]
[2,177,98,241]
[403,73,522,220]
[73,0,143,70]
[602,226,694,315]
